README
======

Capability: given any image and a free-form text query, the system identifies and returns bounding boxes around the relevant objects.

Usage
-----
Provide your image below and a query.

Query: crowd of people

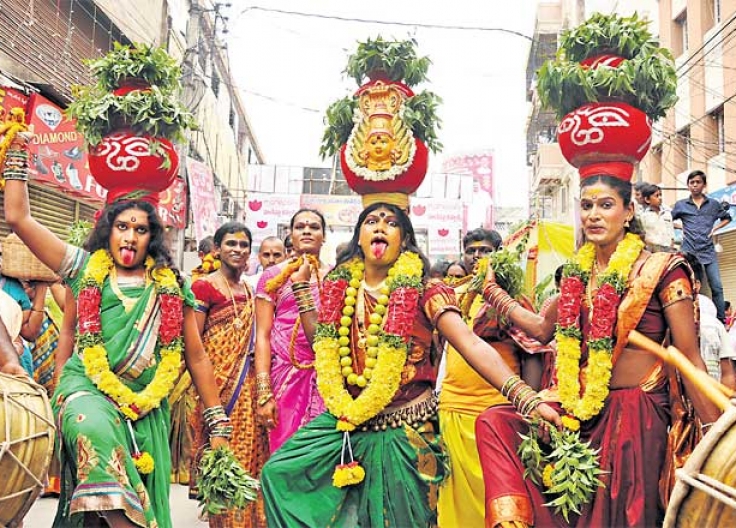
[0,125,735,528]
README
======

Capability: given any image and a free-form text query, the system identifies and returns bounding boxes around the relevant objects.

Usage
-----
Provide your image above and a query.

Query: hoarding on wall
[26,92,107,202]
[442,151,495,228]
[244,192,301,247]
[0,85,29,116]
[711,183,736,235]
[186,158,220,242]
[300,194,362,227]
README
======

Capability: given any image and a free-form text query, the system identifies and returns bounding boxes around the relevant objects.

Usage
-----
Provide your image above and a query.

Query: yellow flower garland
[556,233,644,421]
[315,252,423,431]
[81,250,183,421]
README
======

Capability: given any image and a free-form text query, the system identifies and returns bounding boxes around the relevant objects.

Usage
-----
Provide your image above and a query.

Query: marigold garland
[80,249,184,422]
[314,252,423,488]
[315,252,423,430]
[555,233,644,421]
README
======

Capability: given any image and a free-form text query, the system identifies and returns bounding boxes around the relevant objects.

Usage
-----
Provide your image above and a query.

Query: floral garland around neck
[555,232,644,421]
[314,252,423,487]
[79,250,184,472]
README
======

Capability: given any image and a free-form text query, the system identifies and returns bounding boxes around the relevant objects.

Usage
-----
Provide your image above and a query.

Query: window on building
[673,12,688,57]
[715,106,725,154]
[705,0,722,27]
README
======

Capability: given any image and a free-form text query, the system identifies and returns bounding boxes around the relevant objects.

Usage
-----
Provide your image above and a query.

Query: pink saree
[257,263,326,453]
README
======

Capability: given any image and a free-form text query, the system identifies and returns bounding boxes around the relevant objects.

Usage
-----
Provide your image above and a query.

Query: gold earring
[624,219,631,228]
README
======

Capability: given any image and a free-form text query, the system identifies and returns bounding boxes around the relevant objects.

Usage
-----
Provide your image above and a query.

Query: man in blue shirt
[672,170,732,321]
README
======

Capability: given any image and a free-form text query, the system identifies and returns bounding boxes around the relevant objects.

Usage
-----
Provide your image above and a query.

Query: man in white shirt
[685,253,736,389]
[247,236,286,288]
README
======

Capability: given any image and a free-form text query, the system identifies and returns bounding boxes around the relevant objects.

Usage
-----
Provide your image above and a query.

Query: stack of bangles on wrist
[256,372,273,407]
[3,148,30,181]
[291,281,316,314]
[203,405,232,440]
[483,282,520,320]
[501,375,543,416]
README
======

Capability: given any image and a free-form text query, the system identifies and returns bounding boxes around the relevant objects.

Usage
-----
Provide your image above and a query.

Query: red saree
[476,253,693,527]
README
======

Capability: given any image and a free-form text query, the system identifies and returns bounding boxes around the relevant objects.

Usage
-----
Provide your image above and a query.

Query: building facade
[644,0,736,302]
[0,0,263,263]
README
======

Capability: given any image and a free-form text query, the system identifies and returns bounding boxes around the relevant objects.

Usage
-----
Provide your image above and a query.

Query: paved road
[24,483,206,527]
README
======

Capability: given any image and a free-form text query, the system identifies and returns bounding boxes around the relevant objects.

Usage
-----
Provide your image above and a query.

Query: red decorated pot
[112,78,152,97]
[557,102,651,180]
[340,138,428,196]
[88,131,179,193]
[580,54,626,69]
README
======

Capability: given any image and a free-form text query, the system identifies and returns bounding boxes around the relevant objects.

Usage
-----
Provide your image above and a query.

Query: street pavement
[24,483,206,527]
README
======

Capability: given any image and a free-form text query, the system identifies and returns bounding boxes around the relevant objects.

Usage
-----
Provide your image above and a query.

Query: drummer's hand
[209,436,229,450]
[0,362,30,378]
[290,257,311,284]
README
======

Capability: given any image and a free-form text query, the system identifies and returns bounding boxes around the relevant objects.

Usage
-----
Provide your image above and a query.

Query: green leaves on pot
[537,47,676,120]
[67,42,196,152]
[87,42,182,92]
[66,85,197,149]
[345,37,430,86]
[320,96,357,159]
[403,91,443,154]
[536,13,677,121]
[558,12,655,62]
[197,446,260,516]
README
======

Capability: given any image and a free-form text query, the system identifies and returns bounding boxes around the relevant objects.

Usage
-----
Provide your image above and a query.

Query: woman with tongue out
[259,201,561,528]
[3,154,230,527]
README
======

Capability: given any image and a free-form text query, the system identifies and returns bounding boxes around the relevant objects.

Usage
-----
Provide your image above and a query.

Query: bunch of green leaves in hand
[197,446,260,516]
[518,418,605,522]
[490,246,525,299]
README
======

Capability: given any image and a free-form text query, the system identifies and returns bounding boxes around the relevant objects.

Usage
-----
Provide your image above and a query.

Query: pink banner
[185,158,219,242]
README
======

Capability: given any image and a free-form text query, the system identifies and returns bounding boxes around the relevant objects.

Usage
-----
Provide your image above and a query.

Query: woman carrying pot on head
[259,200,561,528]
[3,136,229,528]
[254,209,329,453]
[189,221,268,527]
[475,173,720,528]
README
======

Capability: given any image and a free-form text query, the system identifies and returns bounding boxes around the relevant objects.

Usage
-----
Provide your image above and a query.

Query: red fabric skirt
[476,386,670,527]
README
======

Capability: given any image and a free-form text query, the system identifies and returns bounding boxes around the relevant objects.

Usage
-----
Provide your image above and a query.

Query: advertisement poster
[186,157,219,242]
[26,92,107,203]
[411,198,463,258]
[300,194,362,227]
[245,192,301,247]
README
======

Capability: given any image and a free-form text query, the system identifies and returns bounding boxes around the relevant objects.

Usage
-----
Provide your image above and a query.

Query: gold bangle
[257,392,274,406]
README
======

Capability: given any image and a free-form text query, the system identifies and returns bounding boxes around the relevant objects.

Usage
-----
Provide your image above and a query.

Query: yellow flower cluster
[151,265,178,290]
[542,463,555,488]
[556,233,644,421]
[386,251,422,285]
[81,249,183,421]
[560,415,580,432]
[87,249,114,284]
[133,451,155,474]
[332,462,366,488]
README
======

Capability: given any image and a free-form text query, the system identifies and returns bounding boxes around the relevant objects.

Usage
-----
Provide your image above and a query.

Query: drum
[0,372,55,528]
[665,404,736,527]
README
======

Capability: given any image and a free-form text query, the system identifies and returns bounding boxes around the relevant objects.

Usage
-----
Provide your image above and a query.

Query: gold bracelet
[257,392,274,406]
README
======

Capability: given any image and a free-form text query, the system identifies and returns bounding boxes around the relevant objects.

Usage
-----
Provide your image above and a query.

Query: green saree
[52,246,195,528]
[262,412,448,528]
